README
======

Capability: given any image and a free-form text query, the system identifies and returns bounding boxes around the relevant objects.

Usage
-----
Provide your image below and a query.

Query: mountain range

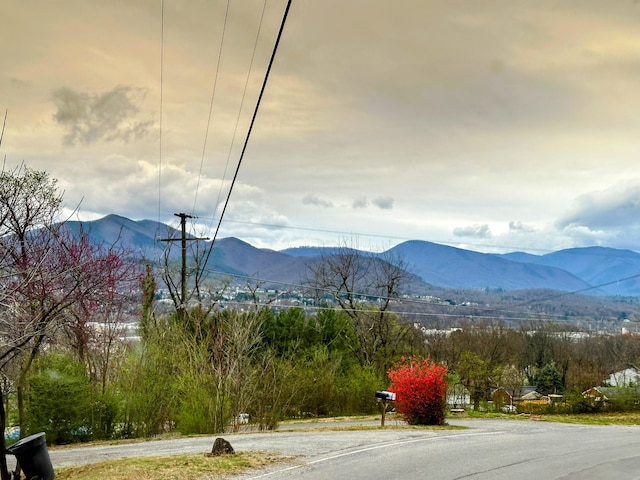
[66,214,640,297]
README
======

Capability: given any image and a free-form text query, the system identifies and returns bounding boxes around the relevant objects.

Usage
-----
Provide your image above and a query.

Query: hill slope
[386,241,592,292]
[498,247,640,296]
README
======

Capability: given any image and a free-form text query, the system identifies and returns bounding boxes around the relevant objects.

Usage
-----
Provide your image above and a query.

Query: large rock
[208,437,235,456]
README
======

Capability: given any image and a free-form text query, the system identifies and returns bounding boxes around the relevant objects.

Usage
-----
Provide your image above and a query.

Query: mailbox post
[375,391,396,427]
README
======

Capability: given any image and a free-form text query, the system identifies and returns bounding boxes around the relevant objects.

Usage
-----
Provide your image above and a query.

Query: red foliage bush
[388,357,448,425]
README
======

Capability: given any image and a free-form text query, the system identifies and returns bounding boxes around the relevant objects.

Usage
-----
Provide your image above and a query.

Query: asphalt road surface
[10,418,640,479]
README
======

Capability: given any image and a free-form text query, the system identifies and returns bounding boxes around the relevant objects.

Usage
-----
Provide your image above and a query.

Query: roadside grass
[533,412,640,425]
[280,414,378,424]
[276,423,466,433]
[279,413,465,430]
[459,409,640,426]
[55,451,294,480]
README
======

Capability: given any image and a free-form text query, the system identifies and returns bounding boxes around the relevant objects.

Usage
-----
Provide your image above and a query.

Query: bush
[334,365,386,415]
[388,357,448,425]
[173,372,221,435]
[27,353,92,444]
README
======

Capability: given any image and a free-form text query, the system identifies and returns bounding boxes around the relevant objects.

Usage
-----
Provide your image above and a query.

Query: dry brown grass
[55,451,295,480]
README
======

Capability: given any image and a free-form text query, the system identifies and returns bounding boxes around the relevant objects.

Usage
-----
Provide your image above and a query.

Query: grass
[458,409,640,426]
[276,423,466,433]
[55,451,294,480]
[280,414,378,424]
[532,412,640,425]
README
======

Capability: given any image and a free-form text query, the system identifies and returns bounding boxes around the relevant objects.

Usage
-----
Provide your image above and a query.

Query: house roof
[520,390,543,401]
[583,386,640,400]
[606,367,640,387]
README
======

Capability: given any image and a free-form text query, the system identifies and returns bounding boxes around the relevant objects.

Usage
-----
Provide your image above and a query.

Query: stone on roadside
[207,437,235,456]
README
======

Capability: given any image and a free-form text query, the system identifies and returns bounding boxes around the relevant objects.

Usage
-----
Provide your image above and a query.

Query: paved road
[9,418,640,479]
[239,419,640,479]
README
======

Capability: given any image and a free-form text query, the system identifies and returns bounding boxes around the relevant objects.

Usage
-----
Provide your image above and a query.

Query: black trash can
[7,432,54,480]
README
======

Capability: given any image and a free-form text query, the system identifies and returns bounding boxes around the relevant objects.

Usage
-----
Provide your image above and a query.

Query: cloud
[372,196,394,209]
[10,77,30,88]
[453,224,492,238]
[556,182,640,230]
[52,86,155,146]
[352,197,369,209]
[509,221,535,233]
[302,194,333,208]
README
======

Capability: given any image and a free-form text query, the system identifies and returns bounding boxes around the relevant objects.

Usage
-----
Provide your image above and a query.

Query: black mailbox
[375,390,396,401]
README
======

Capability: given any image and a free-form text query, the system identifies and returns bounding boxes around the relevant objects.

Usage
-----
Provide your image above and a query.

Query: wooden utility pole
[159,213,209,322]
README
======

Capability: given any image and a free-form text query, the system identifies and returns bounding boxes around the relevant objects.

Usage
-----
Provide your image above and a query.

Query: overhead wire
[209,0,293,247]
[192,214,564,255]
[206,0,268,233]
[197,0,293,286]
[156,0,165,243]
[511,272,640,307]
[191,0,231,215]
[152,1,567,271]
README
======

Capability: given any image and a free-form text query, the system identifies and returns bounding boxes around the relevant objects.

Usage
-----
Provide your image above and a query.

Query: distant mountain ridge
[63,214,181,254]
[66,215,640,296]
[497,247,640,296]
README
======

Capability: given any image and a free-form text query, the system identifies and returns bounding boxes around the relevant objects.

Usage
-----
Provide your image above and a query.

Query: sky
[3,0,640,254]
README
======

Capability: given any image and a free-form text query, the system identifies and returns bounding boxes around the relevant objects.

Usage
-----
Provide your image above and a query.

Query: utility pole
[159,213,209,322]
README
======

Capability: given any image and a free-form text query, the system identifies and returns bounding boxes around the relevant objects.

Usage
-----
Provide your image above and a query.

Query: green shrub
[26,353,91,444]
[333,365,385,415]
[173,372,222,434]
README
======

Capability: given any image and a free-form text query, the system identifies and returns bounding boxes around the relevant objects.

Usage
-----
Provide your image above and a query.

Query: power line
[199,0,293,283]
[192,0,231,215]
[512,272,640,307]
[208,0,293,248]
[206,0,268,232]
[156,0,165,242]
[190,214,564,255]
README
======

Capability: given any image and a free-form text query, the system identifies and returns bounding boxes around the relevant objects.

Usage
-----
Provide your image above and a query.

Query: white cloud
[453,224,492,239]
[557,181,640,230]
[352,197,369,209]
[509,221,535,233]
[372,196,394,210]
[302,194,333,208]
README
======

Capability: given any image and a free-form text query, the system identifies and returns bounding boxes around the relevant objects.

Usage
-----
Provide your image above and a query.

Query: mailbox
[375,390,396,401]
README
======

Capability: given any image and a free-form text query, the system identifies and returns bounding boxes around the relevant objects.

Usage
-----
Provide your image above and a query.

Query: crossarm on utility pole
[159,213,209,322]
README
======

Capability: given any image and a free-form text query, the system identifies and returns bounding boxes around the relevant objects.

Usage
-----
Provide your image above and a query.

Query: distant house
[515,385,539,399]
[490,386,543,404]
[548,394,564,404]
[491,387,513,407]
[605,367,640,387]
[447,384,471,409]
[583,386,608,402]
[583,386,640,405]
[520,390,544,402]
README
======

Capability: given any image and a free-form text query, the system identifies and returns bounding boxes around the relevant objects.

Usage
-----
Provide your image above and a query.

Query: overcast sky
[3,0,640,254]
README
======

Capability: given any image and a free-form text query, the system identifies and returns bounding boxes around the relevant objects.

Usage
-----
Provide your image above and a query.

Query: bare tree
[219,310,264,432]
[306,241,414,369]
